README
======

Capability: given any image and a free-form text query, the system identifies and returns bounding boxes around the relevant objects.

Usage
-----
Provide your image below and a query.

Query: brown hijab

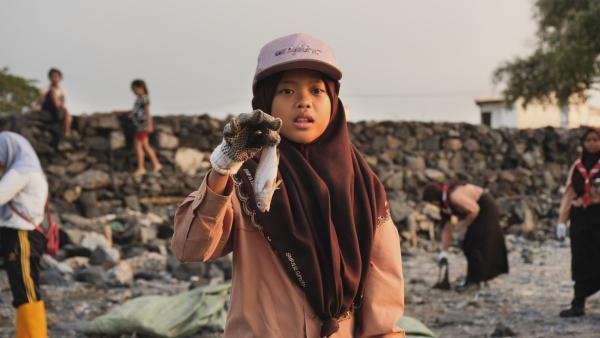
[234,73,389,337]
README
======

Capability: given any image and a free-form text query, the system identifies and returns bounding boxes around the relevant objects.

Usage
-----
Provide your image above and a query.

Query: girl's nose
[296,91,312,109]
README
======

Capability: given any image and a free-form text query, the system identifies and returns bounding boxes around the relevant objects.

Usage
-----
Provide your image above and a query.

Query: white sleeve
[0,170,29,205]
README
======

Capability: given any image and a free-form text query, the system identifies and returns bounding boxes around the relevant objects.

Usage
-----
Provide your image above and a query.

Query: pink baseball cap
[253,33,342,87]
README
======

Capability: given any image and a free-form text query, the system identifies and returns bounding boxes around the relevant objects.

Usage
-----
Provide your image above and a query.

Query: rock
[62,256,90,270]
[421,136,440,151]
[135,226,157,244]
[109,131,126,150]
[499,171,517,183]
[106,261,134,286]
[74,266,107,286]
[124,195,141,211]
[386,135,402,149]
[86,136,110,151]
[89,246,121,269]
[40,267,70,287]
[80,232,112,251]
[63,187,82,204]
[157,132,179,149]
[463,138,480,152]
[72,170,111,189]
[46,164,67,176]
[490,322,517,337]
[78,190,99,218]
[167,256,207,281]
[443,138,462,151]
[41,255,74,275]
[66,161,88,175]
[424,168,445,182]
[156,224,174,239]
[61,244,93,258]
[405,156,426,171]
[125,252,167,275]
[121,244,148,259]
[513,200,536,234]
[389,199,412,223]
[421,203,441,220]
[87,113,120,130]
[383,171,404,190]
[174,147,207,176]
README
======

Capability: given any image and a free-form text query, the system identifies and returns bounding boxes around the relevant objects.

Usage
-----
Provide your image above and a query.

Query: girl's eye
[279,89,294,95]
[312,88,326,94]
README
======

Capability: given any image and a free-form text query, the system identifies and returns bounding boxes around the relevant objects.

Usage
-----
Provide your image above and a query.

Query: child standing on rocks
[557,127,600,317]
[172,33,405,337]
[422,182,508,292]
[0,131,49,337]
[130,79,162,177]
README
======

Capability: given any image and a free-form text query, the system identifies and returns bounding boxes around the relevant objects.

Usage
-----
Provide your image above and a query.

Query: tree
[0,67,39,115]
[494,0,600,106]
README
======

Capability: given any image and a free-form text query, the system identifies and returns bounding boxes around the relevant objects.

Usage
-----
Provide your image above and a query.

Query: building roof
[474,96,505,106]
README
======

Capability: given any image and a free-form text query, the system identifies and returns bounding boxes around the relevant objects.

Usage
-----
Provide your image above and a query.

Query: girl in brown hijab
[557,127,600,317]
[422,182,508,291]
[171,33,405,338]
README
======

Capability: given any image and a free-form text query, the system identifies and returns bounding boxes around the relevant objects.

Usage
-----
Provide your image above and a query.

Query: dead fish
[253,144,280,212]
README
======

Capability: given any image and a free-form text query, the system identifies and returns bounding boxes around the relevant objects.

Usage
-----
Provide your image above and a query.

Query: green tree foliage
[494,0,600,106]
[0,67,39,115]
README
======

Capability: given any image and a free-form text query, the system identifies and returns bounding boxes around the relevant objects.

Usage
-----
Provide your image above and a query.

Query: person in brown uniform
[422,182,508,291]
[557,127,600,317]
[171,33,405,338]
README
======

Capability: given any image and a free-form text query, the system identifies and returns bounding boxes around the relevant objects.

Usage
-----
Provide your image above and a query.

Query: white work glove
[437,250,449,266]
[210,110,282,175]
[556,223,567,241]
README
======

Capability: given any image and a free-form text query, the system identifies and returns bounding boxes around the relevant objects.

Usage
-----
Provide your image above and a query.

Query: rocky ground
[2,235,599,337]
[405,235,600,338]
[0,112,596,337]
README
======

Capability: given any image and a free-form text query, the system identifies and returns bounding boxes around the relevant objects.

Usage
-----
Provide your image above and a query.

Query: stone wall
[0,111,583,242]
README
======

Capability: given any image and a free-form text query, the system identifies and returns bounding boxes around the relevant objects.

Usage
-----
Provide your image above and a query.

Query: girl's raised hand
[210,109,282,175]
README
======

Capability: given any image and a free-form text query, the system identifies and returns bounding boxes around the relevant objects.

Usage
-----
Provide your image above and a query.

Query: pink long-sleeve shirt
[171,172,406,338]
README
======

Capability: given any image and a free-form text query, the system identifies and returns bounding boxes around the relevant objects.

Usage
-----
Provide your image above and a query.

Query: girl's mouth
[293,116,315,129]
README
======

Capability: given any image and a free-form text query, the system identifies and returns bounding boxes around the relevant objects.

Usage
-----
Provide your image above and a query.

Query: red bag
[9,200,60,256]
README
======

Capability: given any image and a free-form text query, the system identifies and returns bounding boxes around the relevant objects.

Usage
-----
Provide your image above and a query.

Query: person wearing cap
[422,182,508,292]
[0,131,49,337]
[172,33,405,337]
[557,127,600,317]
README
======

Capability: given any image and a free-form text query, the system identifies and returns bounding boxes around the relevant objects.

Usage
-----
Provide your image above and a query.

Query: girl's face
[583,131,600,154]
[271,69,331,144]
[132,86,145,96]
[49,72,61,85]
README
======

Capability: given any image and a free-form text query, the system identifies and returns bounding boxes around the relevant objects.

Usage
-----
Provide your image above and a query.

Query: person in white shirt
[0,131,49,337]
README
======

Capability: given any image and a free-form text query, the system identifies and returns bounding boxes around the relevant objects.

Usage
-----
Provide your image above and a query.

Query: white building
[475,96,600,129]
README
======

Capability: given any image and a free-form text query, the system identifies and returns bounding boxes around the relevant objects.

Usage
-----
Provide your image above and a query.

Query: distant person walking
[0,131,49,337]
[130,79,161,177]
[32,68,72,139]
[557,127,600,317]
[423,182,508,291]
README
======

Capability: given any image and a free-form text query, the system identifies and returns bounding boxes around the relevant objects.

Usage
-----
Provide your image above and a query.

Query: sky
[1,0,550,123]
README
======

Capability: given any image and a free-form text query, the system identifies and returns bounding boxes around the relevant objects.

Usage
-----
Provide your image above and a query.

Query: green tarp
[85,282,231,337]
[397,316,437,338]
[86,280,435,338]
